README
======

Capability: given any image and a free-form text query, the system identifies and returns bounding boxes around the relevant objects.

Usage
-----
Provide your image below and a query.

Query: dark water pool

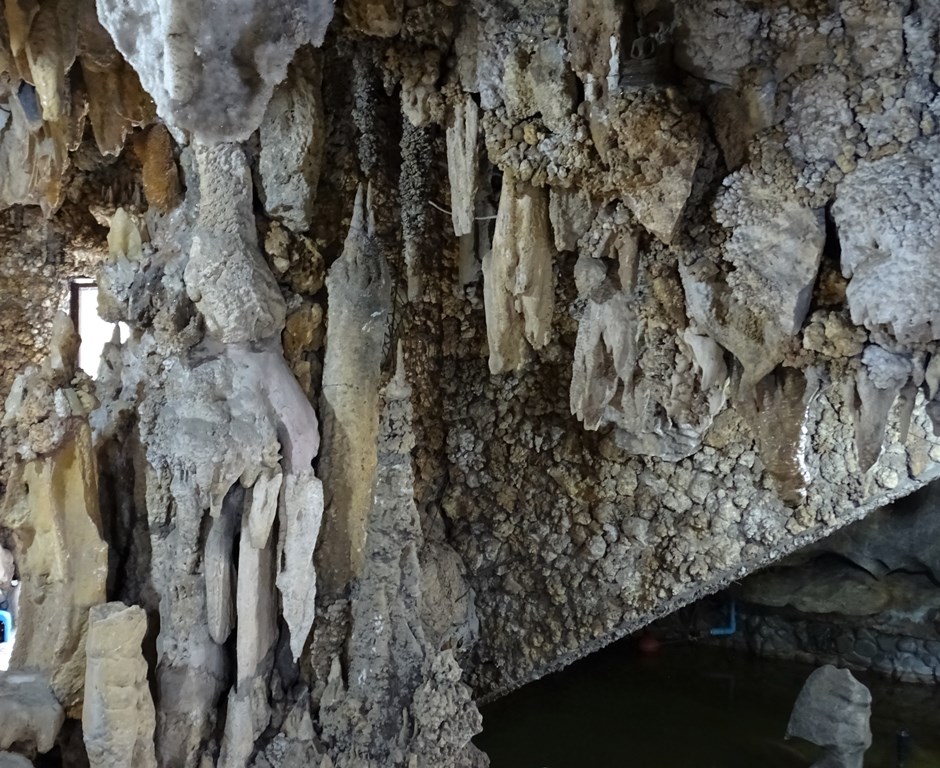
[476,642,940,768]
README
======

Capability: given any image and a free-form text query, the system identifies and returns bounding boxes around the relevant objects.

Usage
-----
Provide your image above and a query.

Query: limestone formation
[260,51,326,233]
[318,185,391,595]
[855,346,912,472]
[133,124,182,213]
[715,172,825,337]
[483,173,555,374]
[184,143,287,344]
[344,0,404,38]
[1,419,107,711]
[571,268,728,461]
[0,673,64,755]
[82,603,157,768]
[833,138,940,345]
[2,0,940,765]
[446,93,479,238]
[95,0,334,141]
[318,351,483,768]
[787,666,872,768]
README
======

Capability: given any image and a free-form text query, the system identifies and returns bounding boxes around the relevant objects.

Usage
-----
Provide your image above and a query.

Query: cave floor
[477,640,940,768]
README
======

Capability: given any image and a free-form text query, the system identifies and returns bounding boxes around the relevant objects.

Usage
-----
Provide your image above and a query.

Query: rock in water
[787,665,872,768]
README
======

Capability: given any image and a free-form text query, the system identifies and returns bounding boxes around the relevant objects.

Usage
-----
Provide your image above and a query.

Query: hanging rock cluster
[0,0,939,766]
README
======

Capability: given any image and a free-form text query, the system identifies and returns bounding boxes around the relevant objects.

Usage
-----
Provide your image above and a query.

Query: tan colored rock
[0,672,64,754]
[134,124,181,213]
[2,421,108,712]
[502,39,577,133]
[483,172,555,374]
[283,304,324,362]
[568,0,624,89]
[318,186,390,595]
[81,53,154,156]
[605,92,702,243]
[82,603,157,768]
[344,0,404,38]
[445,93,479,237]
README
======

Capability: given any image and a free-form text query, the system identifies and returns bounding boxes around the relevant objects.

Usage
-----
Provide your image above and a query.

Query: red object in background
[637,632,662,654]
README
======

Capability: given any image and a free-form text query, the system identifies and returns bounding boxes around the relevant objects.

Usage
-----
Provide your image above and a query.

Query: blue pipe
[709,598,737,636]
[0,609,12,643]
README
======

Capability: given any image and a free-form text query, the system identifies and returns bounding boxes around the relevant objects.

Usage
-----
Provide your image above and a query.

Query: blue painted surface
[17,82,42,125]
[709,598,737,636]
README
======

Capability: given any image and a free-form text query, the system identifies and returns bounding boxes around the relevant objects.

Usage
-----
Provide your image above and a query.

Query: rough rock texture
[0,673,64,754]
[1,375,107,711]
[184,143,287,343]
[94,0,333,141]
[787,665,871,768]
[0,0,154,213]
[2,0,940,765]
[82,603,157,768]
[833,138,940,345]
[318,353,484,768]
[483,173,555,374]
[317,185,391,595]
[93,142,324,765]
[259,50,326,233]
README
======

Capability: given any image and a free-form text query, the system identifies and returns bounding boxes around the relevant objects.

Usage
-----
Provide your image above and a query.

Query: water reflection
[476,642,940,768]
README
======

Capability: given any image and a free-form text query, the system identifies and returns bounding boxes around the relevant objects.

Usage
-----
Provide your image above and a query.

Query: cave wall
[0,0,939,766]
[664,481,940,684]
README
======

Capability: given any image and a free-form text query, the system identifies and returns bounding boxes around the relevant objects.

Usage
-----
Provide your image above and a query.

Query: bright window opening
[70,280,129,378]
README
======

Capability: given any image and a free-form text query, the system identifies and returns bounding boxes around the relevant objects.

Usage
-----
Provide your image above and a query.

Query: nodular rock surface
[2,0,940,765]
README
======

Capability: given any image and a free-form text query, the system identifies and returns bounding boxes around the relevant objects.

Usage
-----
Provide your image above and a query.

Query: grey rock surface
[787,665,871,768]
[0,673,64,755]
[95,0,333,141]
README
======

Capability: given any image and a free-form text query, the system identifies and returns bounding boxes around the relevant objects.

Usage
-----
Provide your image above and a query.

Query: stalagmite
[318,348,484,767]
[4,2,940,766]
[82,603,157,768]
[1,420,107,711]
[218,512,278,768]
[318,185,391,595]
[483,173,555,374]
